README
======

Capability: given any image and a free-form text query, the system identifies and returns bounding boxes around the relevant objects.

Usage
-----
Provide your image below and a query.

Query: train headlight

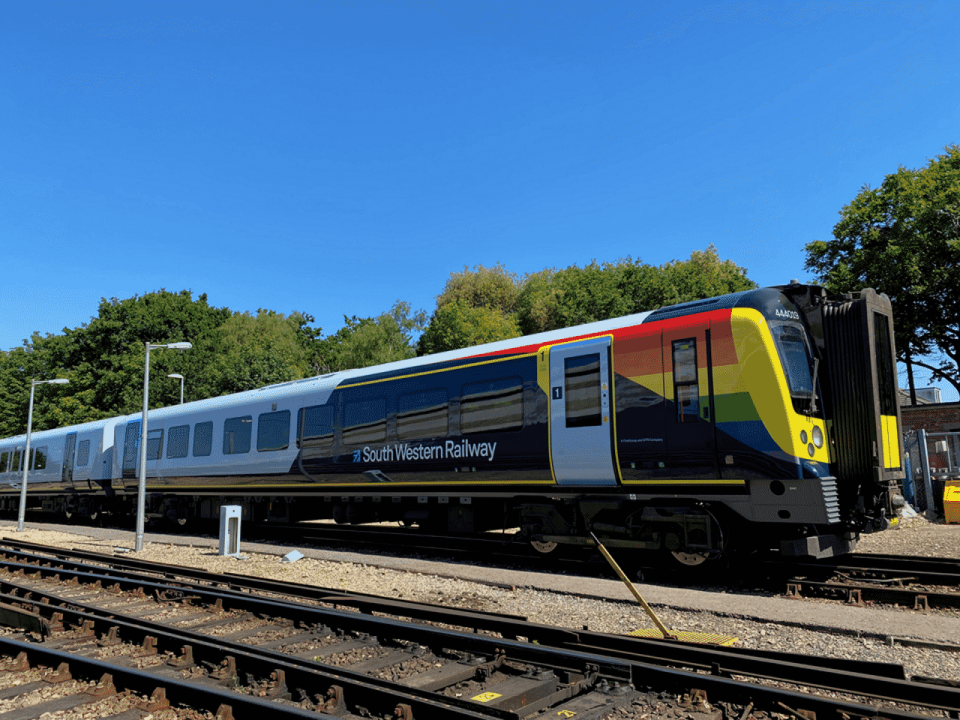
[812,426,824,449]
[800,430,808,444]
[807,443,816,457]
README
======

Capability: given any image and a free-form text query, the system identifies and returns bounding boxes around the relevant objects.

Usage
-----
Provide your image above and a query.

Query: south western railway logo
[355,439,498,464]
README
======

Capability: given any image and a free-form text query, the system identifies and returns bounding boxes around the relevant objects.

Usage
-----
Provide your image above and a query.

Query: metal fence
[903,429,960,515]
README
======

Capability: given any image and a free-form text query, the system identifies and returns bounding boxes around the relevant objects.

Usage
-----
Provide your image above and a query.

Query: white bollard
[219,505,242,557]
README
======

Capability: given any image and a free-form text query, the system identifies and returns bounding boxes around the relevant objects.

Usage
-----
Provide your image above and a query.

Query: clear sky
[2,1,958,399]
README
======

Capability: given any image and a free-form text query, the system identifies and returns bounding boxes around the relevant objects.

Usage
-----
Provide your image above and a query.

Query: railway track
[13,514,960,616]
[0,540,956,718]
[768,553,960,612]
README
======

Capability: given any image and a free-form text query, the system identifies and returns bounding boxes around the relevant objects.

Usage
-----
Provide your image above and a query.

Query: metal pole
[918,428,934,517]
[179,377,184,405]
[135,343,190,552]
[136,343,151,552]
[16,381,37,532]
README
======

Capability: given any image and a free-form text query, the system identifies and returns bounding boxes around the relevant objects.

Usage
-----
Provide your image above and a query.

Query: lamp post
[18,378,69,532]
[167,373,185,404]
[137,342,192,552]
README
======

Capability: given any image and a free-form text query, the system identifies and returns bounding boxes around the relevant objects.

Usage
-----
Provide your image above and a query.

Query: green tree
[805,145,960,398]
[419,264,522,353]
[655,246,756,306]
[212,309,317,394]
[325,301,427,371]
[516,249,754,335]
[419,300,521,355]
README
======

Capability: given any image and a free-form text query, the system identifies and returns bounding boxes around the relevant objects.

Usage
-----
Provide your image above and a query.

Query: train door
[98,419,118,481]
[663,326,720,478]
[548,337,619,485]
[121,421,141,488]
[62,432,77,485]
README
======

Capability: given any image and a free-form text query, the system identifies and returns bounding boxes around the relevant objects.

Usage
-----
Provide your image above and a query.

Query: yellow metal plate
[628,628,738,646]
[472,692,502,703]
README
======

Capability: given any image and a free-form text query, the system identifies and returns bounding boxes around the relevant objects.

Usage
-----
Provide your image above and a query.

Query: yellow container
[944,480,960,525]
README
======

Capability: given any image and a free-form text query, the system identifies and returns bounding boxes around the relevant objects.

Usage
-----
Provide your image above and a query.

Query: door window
[672,339,699,423]
[564,354,602,428]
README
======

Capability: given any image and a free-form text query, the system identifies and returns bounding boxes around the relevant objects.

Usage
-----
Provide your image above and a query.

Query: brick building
[901,402,960,436]
[900,401,960,512]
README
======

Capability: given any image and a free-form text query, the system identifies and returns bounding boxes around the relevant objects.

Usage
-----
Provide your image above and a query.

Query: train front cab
[771,285,904,557]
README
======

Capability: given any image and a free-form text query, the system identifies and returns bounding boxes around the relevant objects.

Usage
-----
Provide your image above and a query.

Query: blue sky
[2,1,958,399]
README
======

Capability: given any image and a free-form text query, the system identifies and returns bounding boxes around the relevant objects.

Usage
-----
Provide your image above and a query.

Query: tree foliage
[421,247,755,352]
[0,291,322,437]
[324,302,428,371]
[805,145,960,396]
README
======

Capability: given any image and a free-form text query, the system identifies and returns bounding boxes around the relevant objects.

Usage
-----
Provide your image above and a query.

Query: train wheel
[332,503,348,524]
[670,550,710,567]
[530,539,559,554]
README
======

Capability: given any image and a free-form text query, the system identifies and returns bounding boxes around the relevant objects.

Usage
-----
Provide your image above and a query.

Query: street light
[18,378,70,532]
[167,373,185,404]
[137,341,192,552]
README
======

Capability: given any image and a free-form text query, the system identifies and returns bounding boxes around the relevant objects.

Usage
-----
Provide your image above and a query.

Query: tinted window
[343,399,386,445]
[146,429,163,461]
[461,377,524,435]
[167,425,190,459]
[398,389,449,439]
[32,446,48,470]
[122,422,140,477]
[76,440,91,467]
[874,312,898,415]
[564,354,602,428]
[258,410,291,452]
[772,324,813,396]
[223,416,252,455]
[11,450,21,472]
[0,452,7,472]
[672,339,699,423]
[298,405,335,452]
[193,421,213,457]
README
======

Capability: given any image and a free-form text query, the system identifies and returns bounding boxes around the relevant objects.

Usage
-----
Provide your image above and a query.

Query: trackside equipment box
[944,481,960,525]
[219,505,242,556]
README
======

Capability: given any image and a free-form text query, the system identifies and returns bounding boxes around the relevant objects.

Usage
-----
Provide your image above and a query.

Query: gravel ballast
[2,514,959,686]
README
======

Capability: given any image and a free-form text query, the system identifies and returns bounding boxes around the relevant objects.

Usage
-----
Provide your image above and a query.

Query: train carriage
[0,282,904,564]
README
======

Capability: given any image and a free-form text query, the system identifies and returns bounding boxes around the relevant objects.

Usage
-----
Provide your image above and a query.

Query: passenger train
[0,283,904,565]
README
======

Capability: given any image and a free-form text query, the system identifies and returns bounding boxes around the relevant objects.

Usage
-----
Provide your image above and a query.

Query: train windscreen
[771,323,815,411]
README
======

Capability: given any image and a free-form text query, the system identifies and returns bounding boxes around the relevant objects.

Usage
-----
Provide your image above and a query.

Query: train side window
[0,452,7,472]
[258,410,291,452]
[32,446,48,470]
[77,440,91,467]
[874,312,898,416]
[146,429,164,460]
[461,377,524,435]
[672,339,699,423]
[193,421,213,457]
[298,405,335,452]
[223,416,252,455]
[398,389,449,440]
[564,354,602,428]
[11,450,22,473]
[343,399,386,446]
[167,425,190,459]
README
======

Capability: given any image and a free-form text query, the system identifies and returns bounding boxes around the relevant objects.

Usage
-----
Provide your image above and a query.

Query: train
[0,282,904,566]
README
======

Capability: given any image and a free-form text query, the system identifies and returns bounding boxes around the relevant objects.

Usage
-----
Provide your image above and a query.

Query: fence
[903,429,960,516]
